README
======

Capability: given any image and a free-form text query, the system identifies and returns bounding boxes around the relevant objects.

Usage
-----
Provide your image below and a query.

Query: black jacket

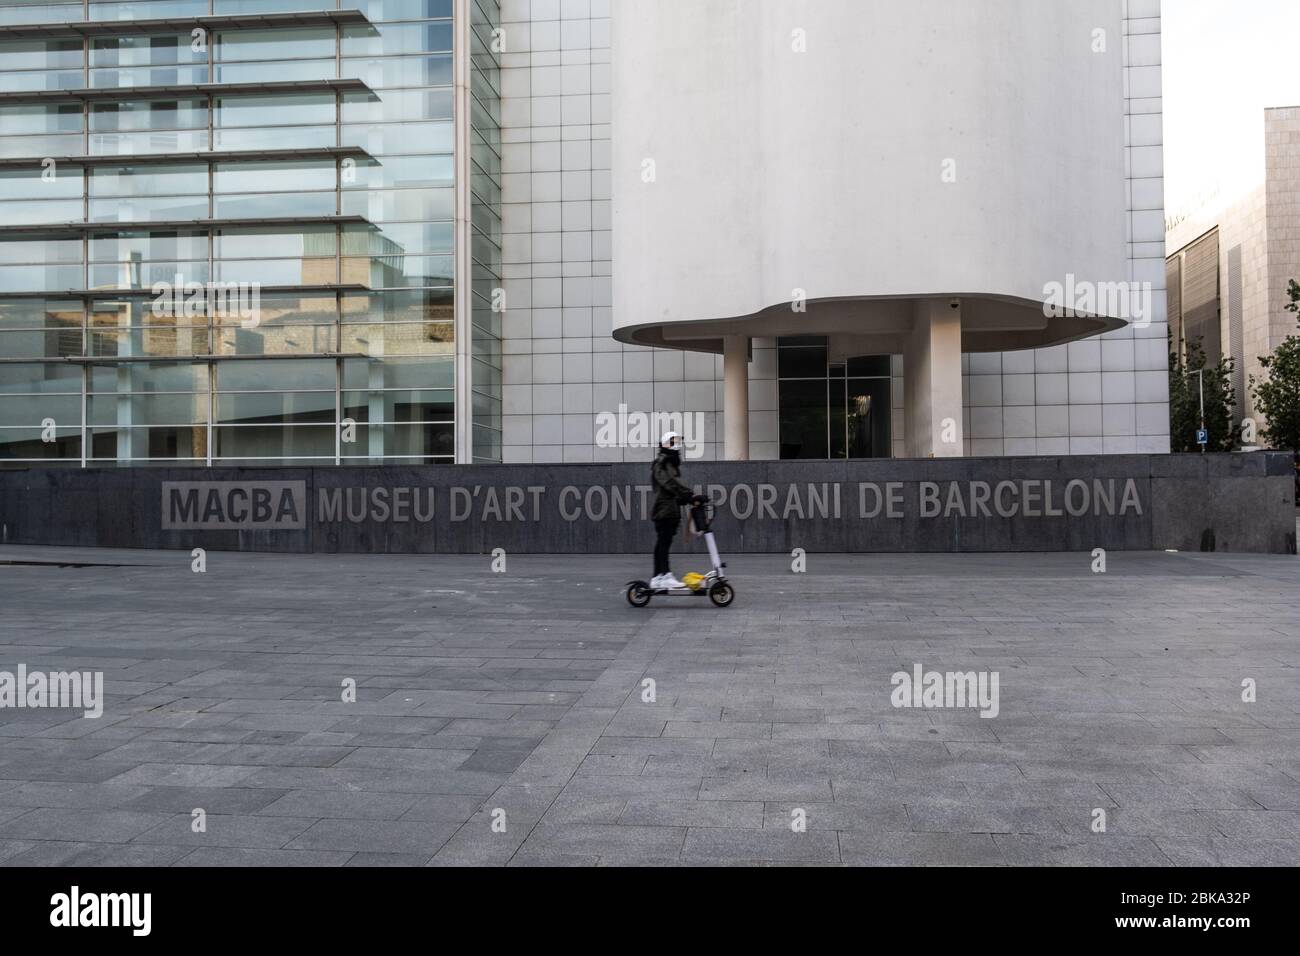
[651,450,694,521]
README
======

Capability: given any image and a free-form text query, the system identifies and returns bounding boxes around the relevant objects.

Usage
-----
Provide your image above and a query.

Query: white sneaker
[649,574,665,589]
[660,574,685,590]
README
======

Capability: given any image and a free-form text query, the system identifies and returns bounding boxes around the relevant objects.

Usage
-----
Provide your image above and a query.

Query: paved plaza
[0,541,1297,867]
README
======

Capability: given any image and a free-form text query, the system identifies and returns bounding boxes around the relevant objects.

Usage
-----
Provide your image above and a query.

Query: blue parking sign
[1196,428,1208,445]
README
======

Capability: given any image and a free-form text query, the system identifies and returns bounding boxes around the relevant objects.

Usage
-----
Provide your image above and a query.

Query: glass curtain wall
[777,336,892,460]
[0,0,479,467]
[467,0,501,463]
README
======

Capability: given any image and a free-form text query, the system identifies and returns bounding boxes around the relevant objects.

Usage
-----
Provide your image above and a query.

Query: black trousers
[653,516,680,576]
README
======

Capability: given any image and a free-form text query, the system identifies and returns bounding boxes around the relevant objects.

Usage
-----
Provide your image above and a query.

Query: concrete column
[723,335,750,461]
[904,300,964,458]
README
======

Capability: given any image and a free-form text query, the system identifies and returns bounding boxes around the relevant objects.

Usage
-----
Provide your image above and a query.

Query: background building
[0,0,1168,468]
[499,0,1170,463]
[1166,105,1300,426]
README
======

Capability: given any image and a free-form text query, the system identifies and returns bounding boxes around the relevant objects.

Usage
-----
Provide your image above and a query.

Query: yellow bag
[682,572,706,591]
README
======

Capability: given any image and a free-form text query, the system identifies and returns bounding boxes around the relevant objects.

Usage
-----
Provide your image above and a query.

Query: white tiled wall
[961,0,1169,457]
[501,0,1169,463]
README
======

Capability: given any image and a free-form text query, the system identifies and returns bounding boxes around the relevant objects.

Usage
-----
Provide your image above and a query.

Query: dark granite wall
[0,454,1294,555]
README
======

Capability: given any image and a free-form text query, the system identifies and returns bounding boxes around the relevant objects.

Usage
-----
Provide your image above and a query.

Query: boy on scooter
[650,431,706,590]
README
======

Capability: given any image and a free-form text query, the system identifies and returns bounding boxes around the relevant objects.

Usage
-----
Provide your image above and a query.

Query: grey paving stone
[285,819,461,854]
[173,847,354,867]
[681,827,840,863]
[840,831,1008,866]
[620,799,764,829]
[131,813,316,849]
[3,546,1300,866]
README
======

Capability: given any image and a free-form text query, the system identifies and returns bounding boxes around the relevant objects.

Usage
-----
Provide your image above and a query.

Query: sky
[1162,0,1300,224]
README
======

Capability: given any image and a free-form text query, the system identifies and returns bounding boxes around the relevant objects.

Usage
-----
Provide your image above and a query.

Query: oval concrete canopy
[611,0,1139,355]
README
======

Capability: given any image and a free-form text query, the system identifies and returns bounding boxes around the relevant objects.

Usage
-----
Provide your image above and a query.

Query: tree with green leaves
[1249,279,1300,453]
[1169,332,1237,453]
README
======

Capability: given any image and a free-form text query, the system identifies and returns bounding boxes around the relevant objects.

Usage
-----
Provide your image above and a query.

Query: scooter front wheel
[708,581,735,608]
[626,581,652,608]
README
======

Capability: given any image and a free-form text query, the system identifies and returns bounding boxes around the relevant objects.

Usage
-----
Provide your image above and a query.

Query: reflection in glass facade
[0,0,501,466]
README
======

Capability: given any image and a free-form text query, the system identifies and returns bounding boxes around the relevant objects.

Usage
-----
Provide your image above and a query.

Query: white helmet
[660,431,682,450]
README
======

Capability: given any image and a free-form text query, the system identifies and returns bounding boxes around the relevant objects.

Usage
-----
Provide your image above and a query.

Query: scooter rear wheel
[708,581,735,608]
[626,582,652,608]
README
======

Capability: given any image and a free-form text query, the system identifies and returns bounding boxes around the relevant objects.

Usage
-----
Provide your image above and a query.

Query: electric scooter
[625,498,735,608]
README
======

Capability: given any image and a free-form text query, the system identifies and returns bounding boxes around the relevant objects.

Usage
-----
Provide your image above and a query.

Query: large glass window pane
[217,358,335,391]
[341,388,452,423]
[213,60,333,84]
[214,323,336,356]
[0,427,81,462]
[778,379,828,460]
[88,392,207,427]
[342,89,452,124]
[0,237,82,266]
[215,390,335,425]
[0,393,80,428]
[211,292,337,326]
[339,55,453,90]
[342,22,453,57]
[214,258,336,286]
[340,187,452,221]
[341,421,452,459]
[90,324,209,357]
[0,40,83,72]
[90,64,211,88]
[91,100,207,133]
[340,254,451,287]
[343,221,453,256]
[0,299,82,329]
[91,1,209,20]
[88,361,207,394]
[341,121,453,155]
[91,36,207,68]
[213,191,335,219]
[0,168,81,202]
[353,0,453,22]
[340,288,452,323]
[0,200,85,226]
[90,195,210,222]
[778,341,828,379]
[216,93,336,128]
[0,104,83,135]
[847,377,892,460]
[343,155,453,190]
[341,321,451,356]
[88,260,212,289]
[90,164,207,198]
[214,161,335,193]
[89,425,206,460]
[90,231,208,263]
[0,326,83,357]
[342,356,452,390]
[1,4,86,26]
[0,263,83,294]
[0,132,85,158]
[213,125,336,150]
[0,361,82,394]
[214,424,335,458]
[217,28,335,62]
[89,128,211,154]
[216,226,337,260]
